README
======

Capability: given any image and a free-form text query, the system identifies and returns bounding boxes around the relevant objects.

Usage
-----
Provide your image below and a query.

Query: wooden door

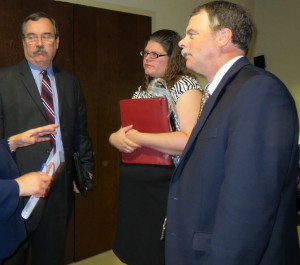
[72,4,151,261]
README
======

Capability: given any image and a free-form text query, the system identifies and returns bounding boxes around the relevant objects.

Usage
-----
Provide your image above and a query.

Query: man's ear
[217,28,232,47]
[55,36,60,49]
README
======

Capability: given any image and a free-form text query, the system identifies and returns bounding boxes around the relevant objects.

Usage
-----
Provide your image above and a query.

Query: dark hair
[192,1,253,55]
[141,29,191,90]
[22,11,59,39]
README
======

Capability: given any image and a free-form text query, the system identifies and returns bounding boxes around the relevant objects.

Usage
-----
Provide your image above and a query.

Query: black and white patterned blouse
[132,75,202,166]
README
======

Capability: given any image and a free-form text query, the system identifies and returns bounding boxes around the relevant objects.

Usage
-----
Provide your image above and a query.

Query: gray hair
[22,11,59,39]
[192,1,253,55]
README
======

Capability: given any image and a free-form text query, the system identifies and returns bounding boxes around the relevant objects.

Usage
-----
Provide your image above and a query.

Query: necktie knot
[198,82,211,119]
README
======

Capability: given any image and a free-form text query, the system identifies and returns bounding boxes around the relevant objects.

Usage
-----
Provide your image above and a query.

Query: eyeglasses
[140,51,168,59]
[23,33,56,43]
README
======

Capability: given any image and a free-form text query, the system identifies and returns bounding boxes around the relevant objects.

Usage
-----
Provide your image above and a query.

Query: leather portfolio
[120,97,173,165]
[73,152,96,196]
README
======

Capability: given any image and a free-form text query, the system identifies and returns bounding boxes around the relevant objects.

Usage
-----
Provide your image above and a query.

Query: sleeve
[206,75,299,264]
[73,78,95,174]
[0,179,20,220]
[0,83,4,139]
[170,76,202,104]
[0,140,20,220]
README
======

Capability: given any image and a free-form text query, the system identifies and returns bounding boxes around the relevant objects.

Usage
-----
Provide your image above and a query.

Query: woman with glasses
[109,29,202,265]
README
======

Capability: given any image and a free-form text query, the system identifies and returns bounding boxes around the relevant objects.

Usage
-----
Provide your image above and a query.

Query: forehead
[186,11,211,33]
[24,18,54,34]
[145,40,165,52]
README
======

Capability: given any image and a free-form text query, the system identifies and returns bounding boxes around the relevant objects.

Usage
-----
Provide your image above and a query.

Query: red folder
[120,97,173,165]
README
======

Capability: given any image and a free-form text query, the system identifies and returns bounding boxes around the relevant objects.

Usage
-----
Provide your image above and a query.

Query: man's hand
[73,173,94,194]
[8,124,58,152]
[15,172,53,197]
[73,181,80,194]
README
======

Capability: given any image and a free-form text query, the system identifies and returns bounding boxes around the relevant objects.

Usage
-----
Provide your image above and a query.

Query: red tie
[41,70,56,148]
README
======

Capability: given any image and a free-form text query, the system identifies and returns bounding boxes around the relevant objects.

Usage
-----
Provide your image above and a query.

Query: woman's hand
[125,128,139,142]
[8,124,58,152]
[109,125,141,153]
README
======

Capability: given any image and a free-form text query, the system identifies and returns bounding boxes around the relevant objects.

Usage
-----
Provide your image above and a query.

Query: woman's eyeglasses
[140,51,168,59]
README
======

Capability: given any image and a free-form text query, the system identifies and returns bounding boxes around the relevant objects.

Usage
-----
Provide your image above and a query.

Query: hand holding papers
[21,150,62,219]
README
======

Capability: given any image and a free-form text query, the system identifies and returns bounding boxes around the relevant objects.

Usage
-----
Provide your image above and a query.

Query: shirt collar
[208,56,243,95]
[27,61,54,79]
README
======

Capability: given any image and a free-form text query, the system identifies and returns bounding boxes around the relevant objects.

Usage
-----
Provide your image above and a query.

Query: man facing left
[0,12,94,265]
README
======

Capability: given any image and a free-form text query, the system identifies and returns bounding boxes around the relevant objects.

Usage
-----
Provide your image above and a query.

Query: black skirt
[113,162,175,265]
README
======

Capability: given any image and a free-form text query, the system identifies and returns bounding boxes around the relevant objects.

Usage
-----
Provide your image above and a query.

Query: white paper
[21,150,61,219]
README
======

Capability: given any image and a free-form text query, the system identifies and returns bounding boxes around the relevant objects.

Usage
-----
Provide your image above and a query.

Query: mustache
[181,48,191,57]
[33,47,48,55]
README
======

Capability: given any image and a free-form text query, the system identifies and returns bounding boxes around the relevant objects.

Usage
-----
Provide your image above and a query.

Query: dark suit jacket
[165,57,300,265]
[0,140,26,259]
[0,59,94,231]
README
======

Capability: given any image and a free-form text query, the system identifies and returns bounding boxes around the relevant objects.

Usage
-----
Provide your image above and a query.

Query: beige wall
[57,0,299,117]
[56,0,254,37]
[56,0,196,36]
[253,0,300,114]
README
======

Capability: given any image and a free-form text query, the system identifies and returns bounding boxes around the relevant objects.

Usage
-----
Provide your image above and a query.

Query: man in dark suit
[165,1,300,265]
[0,125,55,263]
[0,12,94,265]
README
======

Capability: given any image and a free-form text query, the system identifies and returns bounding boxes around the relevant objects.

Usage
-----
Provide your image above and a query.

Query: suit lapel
[178,57,251,166]
[18,60,48,122]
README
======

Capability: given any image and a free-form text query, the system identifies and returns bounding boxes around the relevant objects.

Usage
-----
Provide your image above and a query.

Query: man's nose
[178,38,186,48]
[36,36,45,46]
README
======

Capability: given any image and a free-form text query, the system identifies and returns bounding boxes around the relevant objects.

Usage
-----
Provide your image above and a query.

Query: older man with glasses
[0,12,94,265]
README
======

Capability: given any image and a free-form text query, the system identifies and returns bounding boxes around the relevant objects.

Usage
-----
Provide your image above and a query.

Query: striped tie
[41,70,56,148]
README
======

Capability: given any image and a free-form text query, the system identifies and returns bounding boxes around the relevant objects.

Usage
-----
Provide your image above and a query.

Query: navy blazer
[0,140,26,259]
[165,57,300,265]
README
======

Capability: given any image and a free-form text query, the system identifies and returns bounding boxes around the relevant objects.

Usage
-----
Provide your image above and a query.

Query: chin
[185,60,194,71]
[145,70,154,76]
